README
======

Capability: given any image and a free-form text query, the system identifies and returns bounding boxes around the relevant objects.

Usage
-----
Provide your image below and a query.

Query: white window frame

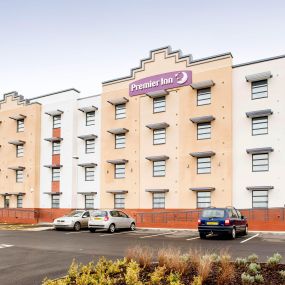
[115,164,125,179]
[153,192,165,209]
[115,104,126,119]
[197,123,211,140]
[252,153,269,172]
[115,134,126,149]
[153,96,166,113]
[197,88,211,106]
[197,192,211,208]
[197,157,211,174]
[114,194,125,209]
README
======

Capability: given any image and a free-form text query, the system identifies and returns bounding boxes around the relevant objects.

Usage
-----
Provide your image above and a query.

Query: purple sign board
[129,70,192,96]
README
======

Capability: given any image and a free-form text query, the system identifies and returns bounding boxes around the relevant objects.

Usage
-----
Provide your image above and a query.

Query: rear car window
[91,210,107,217]
[201,209,225,218]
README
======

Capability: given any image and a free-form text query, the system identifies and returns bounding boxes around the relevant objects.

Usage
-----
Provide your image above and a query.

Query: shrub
[125,260,142,285]
[167,272,184,285]
[279,270,285,280]
[247,254,258,263]
[247,263,261,275]
[191,276,203,285]
[126,246,153,267]
[67,259,79,279]
[241,272,254,285]
[149,266,166,285]
[266,253,282,267]
[254,274,264,283]
[235,258,247,266]
[217,254,235,285]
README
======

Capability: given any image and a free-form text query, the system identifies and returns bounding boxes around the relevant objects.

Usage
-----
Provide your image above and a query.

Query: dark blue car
[198,207,248,239]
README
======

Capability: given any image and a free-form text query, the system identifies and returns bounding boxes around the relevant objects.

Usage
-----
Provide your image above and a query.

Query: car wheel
[243,225,248,236]
[74,222,81,231]
[199,232,207,239]
[108,223,116,233]
[89,228,96,233]
[230,227,236,239]
[130,222,136,231]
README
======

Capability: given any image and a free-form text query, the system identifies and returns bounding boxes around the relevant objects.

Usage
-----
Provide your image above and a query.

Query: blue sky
[0,0,284,98]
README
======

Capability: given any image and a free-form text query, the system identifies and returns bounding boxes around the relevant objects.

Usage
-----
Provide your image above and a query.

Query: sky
[0,0,284,98]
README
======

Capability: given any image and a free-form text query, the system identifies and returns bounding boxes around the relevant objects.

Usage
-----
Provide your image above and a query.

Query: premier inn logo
[129,70,192,96]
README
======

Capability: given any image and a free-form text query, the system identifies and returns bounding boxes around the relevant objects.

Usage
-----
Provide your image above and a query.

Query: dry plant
[217,253,235,285]
[157,247,188,274]
[197,254,213,283]
[125,245,153,267]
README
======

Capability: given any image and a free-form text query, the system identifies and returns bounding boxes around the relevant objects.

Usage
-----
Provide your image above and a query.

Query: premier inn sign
[129,70,192,96]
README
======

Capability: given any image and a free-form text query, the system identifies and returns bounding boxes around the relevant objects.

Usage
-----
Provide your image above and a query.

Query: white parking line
[140,231,178,239]
[0,244,14,249]
[65,231,89,235]
[99,231,134,237]
[240,233,259,244]
[186,236,200,241]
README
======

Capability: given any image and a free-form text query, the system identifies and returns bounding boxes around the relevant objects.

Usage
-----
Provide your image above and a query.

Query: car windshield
[201,209,225,218]
[65,211,84,217]
[91,210,108,217]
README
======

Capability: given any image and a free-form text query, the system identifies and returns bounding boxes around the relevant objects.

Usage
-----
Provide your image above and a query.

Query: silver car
[53,210,90,231]
[88,209,136,233]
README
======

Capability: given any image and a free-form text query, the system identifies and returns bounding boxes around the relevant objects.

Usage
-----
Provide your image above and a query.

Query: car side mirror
[241,215,245,219]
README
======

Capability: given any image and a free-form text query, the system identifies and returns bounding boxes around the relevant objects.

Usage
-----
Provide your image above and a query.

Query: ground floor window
[51,195,60,208]
[197,192,211,208]
[114,194,125,209]
[152,192,165,209]
[85,195,94,209]
[4,196,10,208]
[252,190,268,208]
[17,195,23,208]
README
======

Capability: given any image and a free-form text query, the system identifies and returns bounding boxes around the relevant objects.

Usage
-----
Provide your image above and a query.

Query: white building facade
[233,56,285,209]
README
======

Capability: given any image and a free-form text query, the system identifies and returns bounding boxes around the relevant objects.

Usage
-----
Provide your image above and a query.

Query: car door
[110,211,122,228]
[118,211,130,228]
[232,208,241,232]
[81,211,90,228]
[236,209,246,231]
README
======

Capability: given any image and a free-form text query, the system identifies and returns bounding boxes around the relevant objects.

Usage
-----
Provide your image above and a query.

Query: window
[115,134,126,149]
[4,196,9,208]
[86,111,95,126]
[252,190,268,208]
[197,192,211,208]
[85,167,95,181]
[115,164,125,179]
[252,80,268,99]
[153,160,166,177]
[115,104,126,119]
[17,119,24,132]
[153,192,165,209]
[197,123,211,140]
[53,115,61,129]
[153,129,166,145]
[16,170,24,183]
[197,157,211,174]
[153,96,166,113]
[51,195,60,208]
[252,153,269,172]
[17,195,23,208]
[52,168,60,181]
[52,142,60,155]
[114,194,125,209]
[16,145,24,157]
[85,139,95,154]
[252,116,268,136]
[85,195,94,209]
[197,88,211,106]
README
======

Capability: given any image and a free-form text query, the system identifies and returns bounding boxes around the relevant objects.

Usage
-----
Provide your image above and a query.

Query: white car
[88,209,136,233]
[53,210,90,231]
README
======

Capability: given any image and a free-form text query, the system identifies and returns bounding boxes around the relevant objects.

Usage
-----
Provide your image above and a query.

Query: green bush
[241,272,254,284]
[247,263,261,275]
[125,260,142,285]
[247,254,258,263]
[266,253,282,267]
[167,272,184,285]
[279,270,285,279]
[191,276,203,285]
[149,266,166,285]
[235,258,247,266]
[254,274,264,283]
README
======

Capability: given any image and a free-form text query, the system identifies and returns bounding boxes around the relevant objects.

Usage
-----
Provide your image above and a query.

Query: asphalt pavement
[0,228,284,285]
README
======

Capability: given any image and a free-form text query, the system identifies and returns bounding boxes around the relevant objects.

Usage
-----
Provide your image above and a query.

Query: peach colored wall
[100,48,233,209]
[0,94,41,208]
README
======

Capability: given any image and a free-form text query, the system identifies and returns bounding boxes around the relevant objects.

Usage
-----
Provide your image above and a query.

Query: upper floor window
[252,116,268,136]
[252,153,269,172]
[17,119,24,132]
[17,195,23,208]
[197,88,211,106]
[85,139,95,154]
[53,115,61,129]
[115,134,126,149]
[115,104,126,119]
[114,194,125,209]
[252,190,268,208]
[197,123,211,140]
[16,145,24,157]
[52,168,60,181]
[51,194,60,208]
[115,164,125,179]
[153,192,165,209]
[197,192,211,208]
[153,96,166,113]
[153,160,166,177]
[153,129,166,145]
[16,170,24,183]
[85,167,95,181]
[252,80,268,100]
[52,142,60,155]
[197,157,211,174]
[86,111,95,126]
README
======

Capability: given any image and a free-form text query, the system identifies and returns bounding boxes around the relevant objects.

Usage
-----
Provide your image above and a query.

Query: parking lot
[0,228,284,285]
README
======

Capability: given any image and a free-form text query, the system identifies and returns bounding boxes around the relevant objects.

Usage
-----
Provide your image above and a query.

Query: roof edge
[30,88,80,101]
[233,54,285,68]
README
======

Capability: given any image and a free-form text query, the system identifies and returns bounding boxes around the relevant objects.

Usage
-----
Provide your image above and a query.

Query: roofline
[102,46,232,85]
[233,54,285,68]
[77,94,101,101]
[29,88,80,101]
